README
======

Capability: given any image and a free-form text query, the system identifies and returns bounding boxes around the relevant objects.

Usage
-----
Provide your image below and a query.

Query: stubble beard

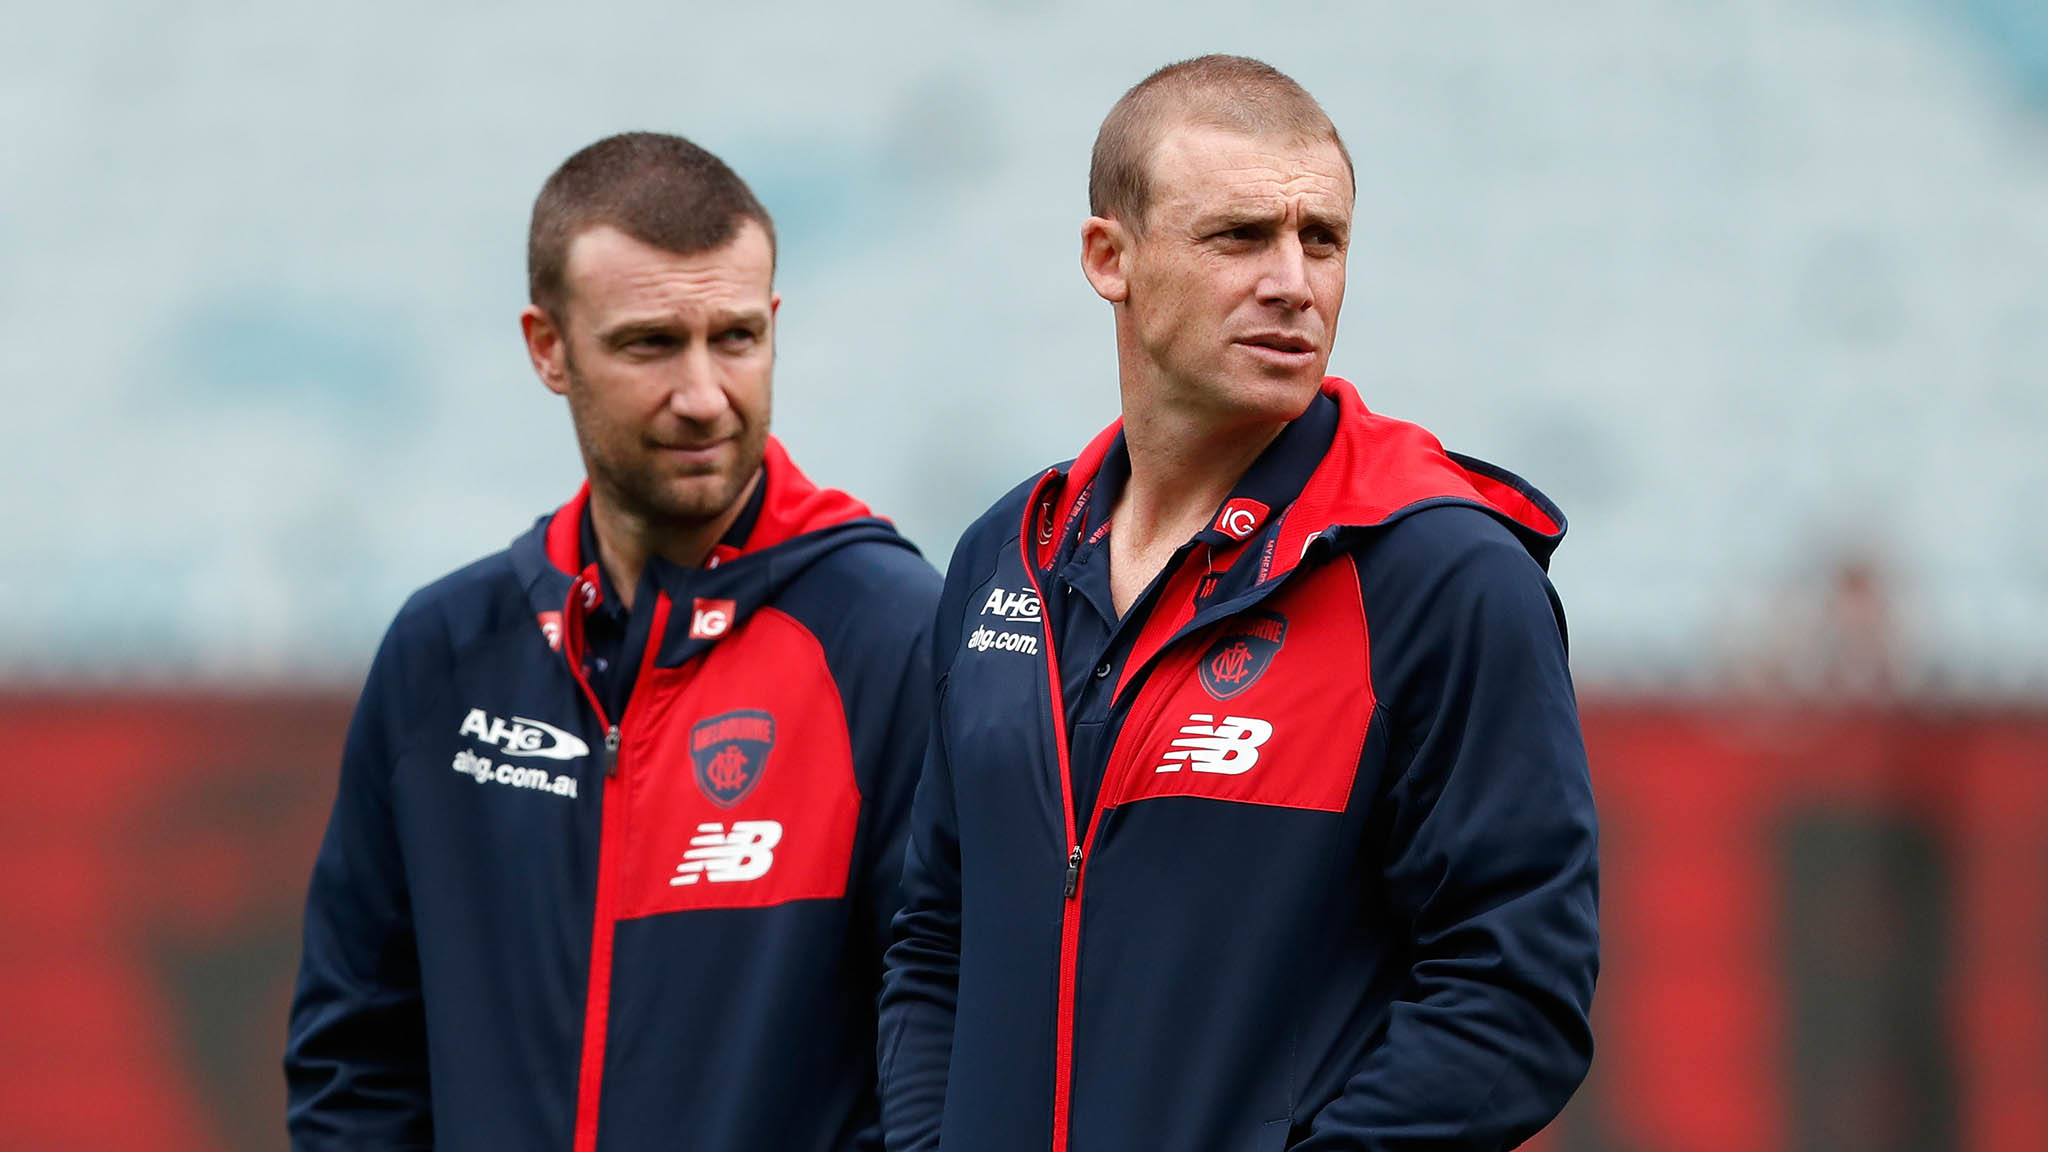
[590,422,767,534]
[564,362,768,535]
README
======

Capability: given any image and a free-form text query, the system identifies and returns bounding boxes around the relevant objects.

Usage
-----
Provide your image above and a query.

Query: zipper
[561,578,673,1152]
[1018,480,1101,1152]
[1018,479,1303,1152]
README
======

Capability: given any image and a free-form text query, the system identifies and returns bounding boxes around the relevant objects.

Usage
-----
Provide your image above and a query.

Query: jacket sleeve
[875,561,973,1151]
[844,562,944,1152]
[284,614,434,1150]
[1301,520,1599,1150]
[849,567,944,984]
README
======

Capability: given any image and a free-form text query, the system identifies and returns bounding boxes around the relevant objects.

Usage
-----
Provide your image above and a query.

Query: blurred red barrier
[1,692,2042,1151]
[0,692,345,1152]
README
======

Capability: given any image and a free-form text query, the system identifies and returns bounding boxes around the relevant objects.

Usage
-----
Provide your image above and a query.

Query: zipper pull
[603,726,621,777]
[1064,845,1083,900]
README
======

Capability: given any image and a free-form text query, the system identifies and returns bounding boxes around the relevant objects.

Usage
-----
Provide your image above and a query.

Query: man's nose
[666,341,729,423]
[1257,236,1314,312]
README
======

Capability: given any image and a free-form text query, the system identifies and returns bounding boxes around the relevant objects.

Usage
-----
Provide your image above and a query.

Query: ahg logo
[457,709,590,761]
[968,626,1039,655]
[980,587,1042,622]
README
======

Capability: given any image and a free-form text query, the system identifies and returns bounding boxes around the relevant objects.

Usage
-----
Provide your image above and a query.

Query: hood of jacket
[1027,375,1566,587]
[506,435,921,669]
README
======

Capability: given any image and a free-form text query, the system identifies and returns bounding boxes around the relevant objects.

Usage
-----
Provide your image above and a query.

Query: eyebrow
[1193,207,1284,232]
[1302,211,1351,241]
[597,309,771,348]
[1192,207,1351,242]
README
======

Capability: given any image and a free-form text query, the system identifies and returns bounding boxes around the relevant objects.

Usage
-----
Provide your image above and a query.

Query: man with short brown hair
[879,57,1597,1151]
[288,132,939,1151]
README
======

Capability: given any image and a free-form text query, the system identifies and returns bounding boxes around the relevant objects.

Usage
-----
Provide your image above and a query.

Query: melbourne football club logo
[690,709,775,808]
[1196,611,1288,700]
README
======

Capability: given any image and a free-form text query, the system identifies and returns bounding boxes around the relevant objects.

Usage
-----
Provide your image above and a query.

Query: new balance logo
[1154,714,1273,775]
[670,820,783,885]
[980,587,1042,622]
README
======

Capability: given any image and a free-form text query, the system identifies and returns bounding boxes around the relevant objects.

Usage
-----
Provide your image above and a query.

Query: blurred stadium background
[4,1,2045,1148]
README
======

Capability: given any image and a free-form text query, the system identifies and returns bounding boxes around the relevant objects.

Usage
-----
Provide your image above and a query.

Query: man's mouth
[1237,333,1316,356]
[651,438,732,465]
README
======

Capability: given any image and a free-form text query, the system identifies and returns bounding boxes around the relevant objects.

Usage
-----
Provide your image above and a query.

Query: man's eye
[716,328,759,348]
[630,334,678,350]
[1303,228,1342,252]
[1218,226,1260,242]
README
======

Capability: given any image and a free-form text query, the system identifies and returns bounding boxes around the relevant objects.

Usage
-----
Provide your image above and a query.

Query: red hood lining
[1034,377,1562,577]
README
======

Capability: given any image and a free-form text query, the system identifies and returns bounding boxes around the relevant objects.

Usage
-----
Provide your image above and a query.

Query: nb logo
[1154,714,1272,775]
[670,820,782,885]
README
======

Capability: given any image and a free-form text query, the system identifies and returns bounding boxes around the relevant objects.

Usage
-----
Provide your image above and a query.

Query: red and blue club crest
[690,709,775,808]
[1197,611,1288,700]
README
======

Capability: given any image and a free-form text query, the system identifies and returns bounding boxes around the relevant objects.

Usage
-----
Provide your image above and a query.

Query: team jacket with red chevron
[287,439,941,1152]
[877,378,1599,1152]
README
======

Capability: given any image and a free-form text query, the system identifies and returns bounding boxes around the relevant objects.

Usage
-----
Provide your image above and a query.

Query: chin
[1218,374,1321,424]
[626,474,737,526]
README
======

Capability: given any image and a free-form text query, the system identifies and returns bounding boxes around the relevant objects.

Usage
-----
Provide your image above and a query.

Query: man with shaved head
[880,57,1598,1151]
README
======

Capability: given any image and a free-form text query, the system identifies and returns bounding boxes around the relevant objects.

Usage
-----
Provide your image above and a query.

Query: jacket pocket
[1248,1117,1292,1152]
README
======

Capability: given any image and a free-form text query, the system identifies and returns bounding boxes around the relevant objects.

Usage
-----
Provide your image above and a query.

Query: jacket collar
[1026,376,1566,586]
[539,436,875,578]
[510,436,906,667]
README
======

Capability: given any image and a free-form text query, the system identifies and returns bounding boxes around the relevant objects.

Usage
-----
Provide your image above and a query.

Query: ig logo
[691,598,736,640]
[1214,499,1269,541]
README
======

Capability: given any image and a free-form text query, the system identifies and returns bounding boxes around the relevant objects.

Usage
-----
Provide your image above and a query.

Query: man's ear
[521,305,571,396]
[1080,216,1132,304]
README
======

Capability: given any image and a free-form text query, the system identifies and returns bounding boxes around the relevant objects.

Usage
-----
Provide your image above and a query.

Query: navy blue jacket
[878,379,1598,1152]
[288,439,942,1152]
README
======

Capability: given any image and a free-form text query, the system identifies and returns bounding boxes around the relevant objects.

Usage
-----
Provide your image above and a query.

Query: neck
[1104,393,1286,616]
[1116,405,1283,549]
[586,470,760,611]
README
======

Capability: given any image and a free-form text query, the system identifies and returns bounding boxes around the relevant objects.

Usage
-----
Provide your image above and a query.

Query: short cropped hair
[527,132,776,317]
[1088,55,1353,230]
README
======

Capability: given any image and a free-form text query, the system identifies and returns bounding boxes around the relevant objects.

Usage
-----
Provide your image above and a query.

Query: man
[878,57,1597,1152]
[287,133,941,1151]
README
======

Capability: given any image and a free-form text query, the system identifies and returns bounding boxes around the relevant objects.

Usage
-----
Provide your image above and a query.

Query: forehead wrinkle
[1176,180,1351,227]
[600,300,769,336]
[1152,141,1350,216]
[575,263,769,320]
